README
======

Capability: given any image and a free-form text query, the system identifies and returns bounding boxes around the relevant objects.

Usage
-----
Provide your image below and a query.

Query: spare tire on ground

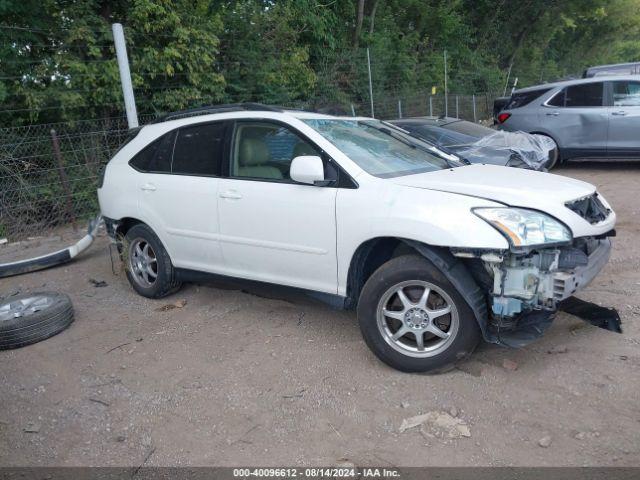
[0,292,74,350]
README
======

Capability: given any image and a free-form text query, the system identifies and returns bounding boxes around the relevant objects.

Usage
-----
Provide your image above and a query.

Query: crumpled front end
[453,232,615,346]
[488,237,611,316]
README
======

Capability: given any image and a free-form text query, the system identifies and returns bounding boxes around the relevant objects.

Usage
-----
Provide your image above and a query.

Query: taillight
[497,112,511,123]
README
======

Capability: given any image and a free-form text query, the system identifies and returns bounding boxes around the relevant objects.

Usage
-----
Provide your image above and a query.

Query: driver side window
[231,122,320,181]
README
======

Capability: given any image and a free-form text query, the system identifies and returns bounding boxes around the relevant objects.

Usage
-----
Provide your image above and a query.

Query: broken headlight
[474,207,572,248]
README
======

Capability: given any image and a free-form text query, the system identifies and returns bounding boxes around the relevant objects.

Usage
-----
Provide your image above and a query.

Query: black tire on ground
[357,254,481,373]
[123,223,182,299]
[0,292,74,350]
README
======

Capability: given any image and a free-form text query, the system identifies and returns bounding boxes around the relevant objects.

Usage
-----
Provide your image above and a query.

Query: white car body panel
[98,110,616,303]
[216,178,338,294]
[335,181,507,296]
[137,173,224,271]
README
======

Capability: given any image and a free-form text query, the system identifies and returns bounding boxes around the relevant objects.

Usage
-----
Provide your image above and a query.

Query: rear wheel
[123,224,182,298]
[357,255,481,373]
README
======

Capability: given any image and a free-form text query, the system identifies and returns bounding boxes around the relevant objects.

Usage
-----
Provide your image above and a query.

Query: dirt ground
[1,162,639,468]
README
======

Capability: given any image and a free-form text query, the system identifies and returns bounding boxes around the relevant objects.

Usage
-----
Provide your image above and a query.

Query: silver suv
[497,75,640,163]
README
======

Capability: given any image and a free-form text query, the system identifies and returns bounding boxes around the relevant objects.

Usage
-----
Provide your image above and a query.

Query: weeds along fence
[0,93,494,244]
[0,117,130,241]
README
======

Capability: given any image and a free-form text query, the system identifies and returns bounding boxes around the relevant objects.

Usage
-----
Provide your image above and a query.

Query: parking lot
[1,162,639,468]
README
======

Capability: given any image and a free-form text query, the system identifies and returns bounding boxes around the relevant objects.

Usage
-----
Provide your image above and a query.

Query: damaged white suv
[98,104,616,372]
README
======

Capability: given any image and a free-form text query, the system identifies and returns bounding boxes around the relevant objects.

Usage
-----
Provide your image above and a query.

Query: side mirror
[290,155,325,185]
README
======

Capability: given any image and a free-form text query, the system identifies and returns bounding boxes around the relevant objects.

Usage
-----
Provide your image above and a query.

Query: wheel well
[115,217,144,237]
[530,131,560,148]
[345,237,418,309]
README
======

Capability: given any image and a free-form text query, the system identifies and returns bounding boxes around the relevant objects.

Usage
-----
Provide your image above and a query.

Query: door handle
[219,190,242,200]
[612,110,627,116]
[140,183,156,191]
[546,111,560,116]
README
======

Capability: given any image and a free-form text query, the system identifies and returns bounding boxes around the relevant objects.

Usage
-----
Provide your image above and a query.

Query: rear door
[135,121,228,272]
[541,81,608,158]
[607,79,640,159]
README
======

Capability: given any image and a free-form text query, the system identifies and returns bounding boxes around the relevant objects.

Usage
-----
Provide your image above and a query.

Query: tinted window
[547,89,565,107]
[565,82,603,107]
[231,122,320,181]
[172,123,225,176]
[505,89,550,109]
[129,132,174,173]
[613,81,640,106]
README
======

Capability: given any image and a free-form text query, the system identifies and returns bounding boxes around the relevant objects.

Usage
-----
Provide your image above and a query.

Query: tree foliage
[1,0,639,125]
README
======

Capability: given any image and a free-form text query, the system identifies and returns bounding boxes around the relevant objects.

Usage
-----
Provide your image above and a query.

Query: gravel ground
[1,162,639,467]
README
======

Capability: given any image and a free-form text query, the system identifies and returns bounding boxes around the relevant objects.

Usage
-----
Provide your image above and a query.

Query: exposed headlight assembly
[474,207,572,248]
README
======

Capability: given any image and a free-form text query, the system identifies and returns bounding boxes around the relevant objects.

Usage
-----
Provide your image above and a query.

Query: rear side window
[172,122,226,176]
[565,82,603,107]
[547,89,565,107]
[505,89,550,109]
[129,132,174,173]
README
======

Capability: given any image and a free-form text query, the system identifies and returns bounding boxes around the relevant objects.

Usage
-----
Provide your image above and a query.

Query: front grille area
[566,193,610,224]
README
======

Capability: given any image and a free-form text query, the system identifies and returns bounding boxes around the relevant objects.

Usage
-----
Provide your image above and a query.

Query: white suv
[98,104,616,372]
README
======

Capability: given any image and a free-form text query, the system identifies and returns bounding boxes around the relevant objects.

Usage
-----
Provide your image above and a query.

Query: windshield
[302,119,451,178]
[444,120,495,138]
[404,124,477,149]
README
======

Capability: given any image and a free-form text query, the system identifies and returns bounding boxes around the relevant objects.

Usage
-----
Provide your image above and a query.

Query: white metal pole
[351,103,356,117]
[443,50,448,117]
[510,77,519,95]
[112,23,138,129]
[455,95,459,118]
[398,99,402,118]
[503,62,513,97]
[429,96,433,116]
[367,48,374,118]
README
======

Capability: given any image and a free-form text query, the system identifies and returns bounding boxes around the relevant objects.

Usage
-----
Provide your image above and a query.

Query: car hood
[391,164,615,237]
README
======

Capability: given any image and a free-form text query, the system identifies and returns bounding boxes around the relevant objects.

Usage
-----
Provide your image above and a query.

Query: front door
[608,79,640,159]
[217,120,338,294]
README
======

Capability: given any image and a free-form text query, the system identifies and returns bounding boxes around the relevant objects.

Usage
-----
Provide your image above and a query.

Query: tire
[357,254,481,373]
[0,292,74,350]
[123,224,182,298]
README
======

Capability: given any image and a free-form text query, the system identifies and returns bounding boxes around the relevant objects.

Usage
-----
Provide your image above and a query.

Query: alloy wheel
[128,238,158,288]
[376,280,459,358]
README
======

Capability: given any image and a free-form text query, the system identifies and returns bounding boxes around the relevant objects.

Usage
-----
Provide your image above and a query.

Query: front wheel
[357,255,481,373]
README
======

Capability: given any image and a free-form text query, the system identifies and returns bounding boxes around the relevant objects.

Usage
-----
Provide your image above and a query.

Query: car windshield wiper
[362,121,463,168]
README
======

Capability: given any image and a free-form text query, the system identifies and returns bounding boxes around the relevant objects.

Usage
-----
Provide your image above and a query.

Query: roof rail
[153,103,284,123]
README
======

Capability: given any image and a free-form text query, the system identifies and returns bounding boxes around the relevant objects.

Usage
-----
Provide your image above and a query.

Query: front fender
[402,240,493,343]
[336,184,509,296]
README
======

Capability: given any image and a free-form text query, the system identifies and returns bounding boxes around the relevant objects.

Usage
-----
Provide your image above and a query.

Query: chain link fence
[0,93,495,245]
[0,118,130,242]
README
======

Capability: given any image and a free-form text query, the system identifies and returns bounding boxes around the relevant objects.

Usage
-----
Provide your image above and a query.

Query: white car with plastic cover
[98,104,616,372]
